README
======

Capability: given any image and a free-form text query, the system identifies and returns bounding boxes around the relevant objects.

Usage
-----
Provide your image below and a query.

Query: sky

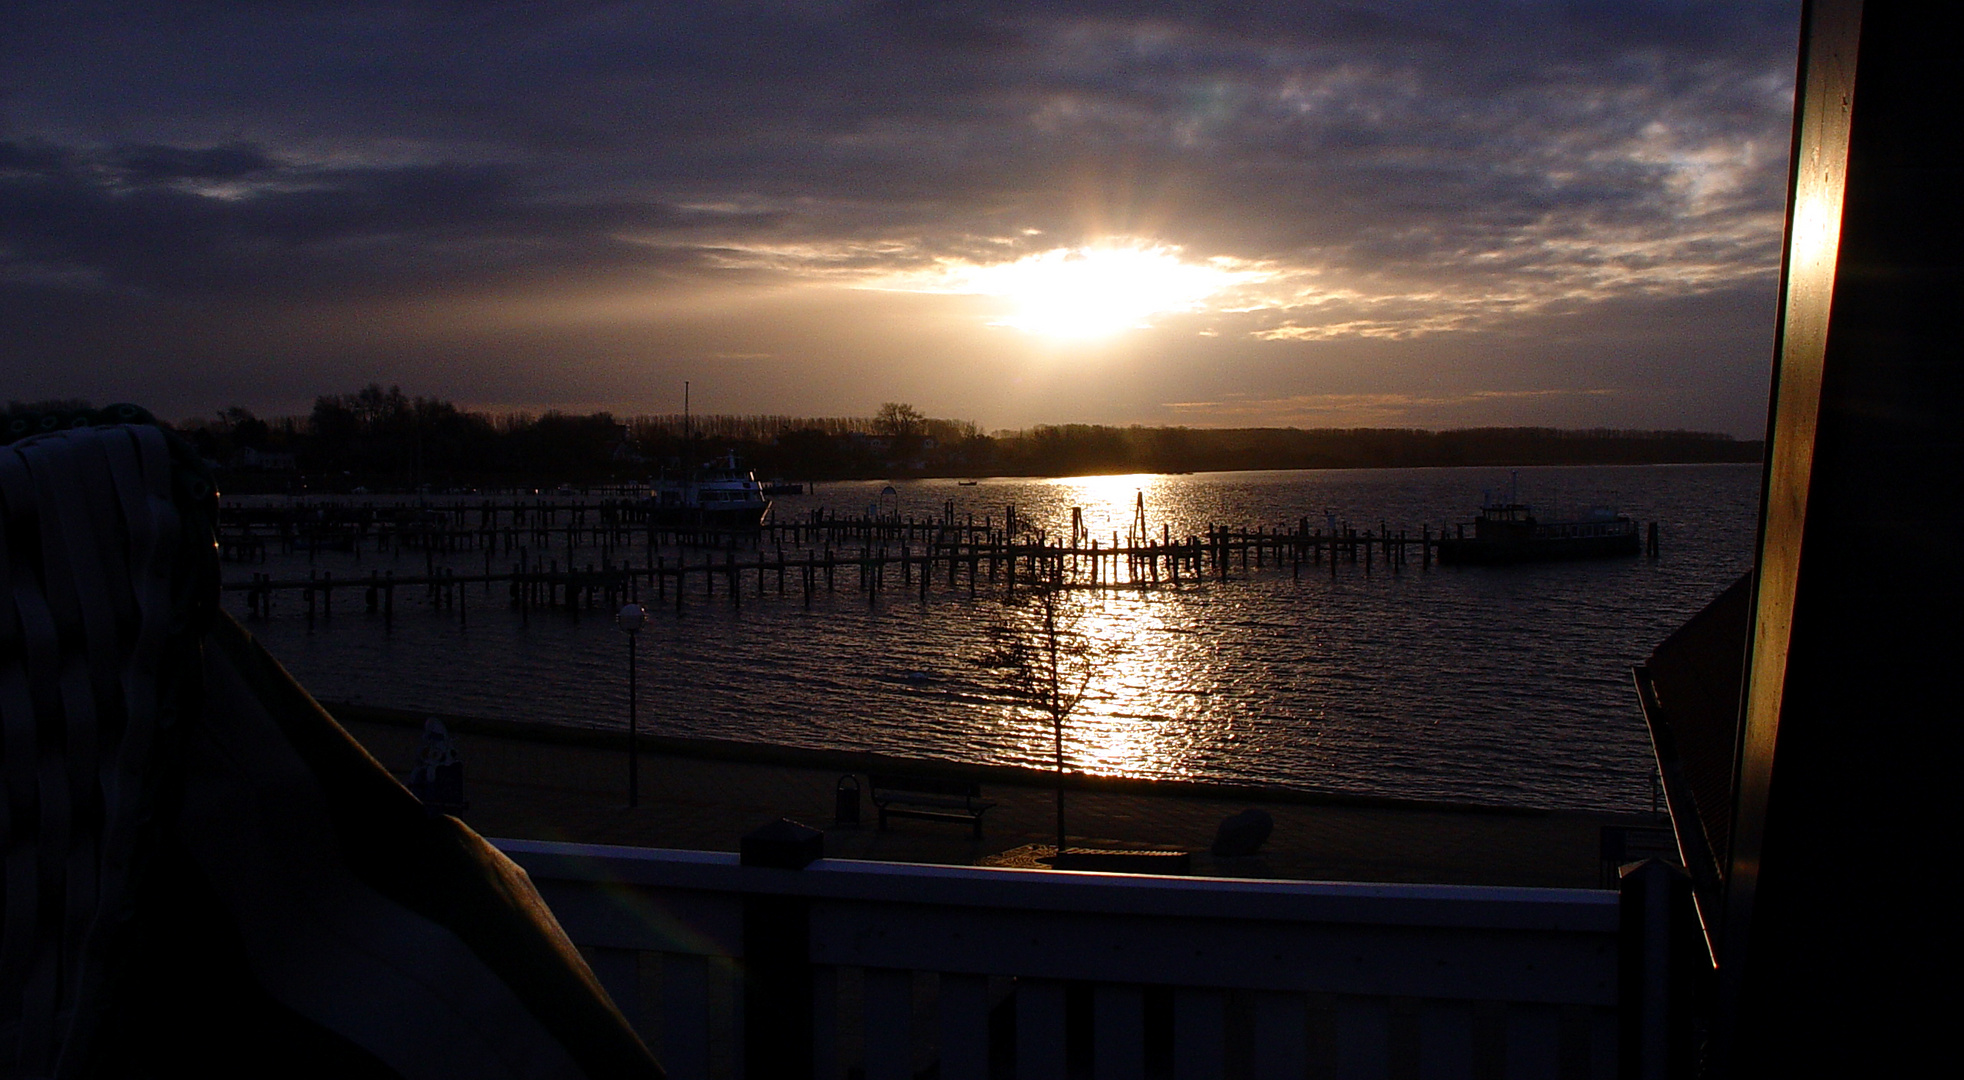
[1,1,1802,434]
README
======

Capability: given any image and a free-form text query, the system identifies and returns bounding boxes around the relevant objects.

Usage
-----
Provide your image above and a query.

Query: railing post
[1618,858,1705,1079]
[741,819,822,1079]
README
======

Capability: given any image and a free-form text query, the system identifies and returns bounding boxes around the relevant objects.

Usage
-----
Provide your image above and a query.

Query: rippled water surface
[230,464,1759,810]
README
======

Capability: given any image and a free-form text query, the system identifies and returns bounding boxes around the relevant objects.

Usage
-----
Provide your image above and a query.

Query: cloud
[113,141,276,184]
[0,138,717,300]
[1165,388,1621,427]
[0,1,1801,427]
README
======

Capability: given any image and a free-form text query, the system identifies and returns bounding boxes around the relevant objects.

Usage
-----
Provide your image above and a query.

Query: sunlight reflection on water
[231,463,1759,810]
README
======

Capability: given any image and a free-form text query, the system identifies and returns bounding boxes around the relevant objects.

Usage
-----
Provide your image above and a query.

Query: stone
[1211,809,1273,857]
[742,818,825,869]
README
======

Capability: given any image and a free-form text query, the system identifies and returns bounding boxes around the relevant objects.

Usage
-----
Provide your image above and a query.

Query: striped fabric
[0,416,660,1079]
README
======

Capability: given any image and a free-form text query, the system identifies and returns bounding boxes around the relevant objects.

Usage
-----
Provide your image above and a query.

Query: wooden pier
[217,500,1658,621]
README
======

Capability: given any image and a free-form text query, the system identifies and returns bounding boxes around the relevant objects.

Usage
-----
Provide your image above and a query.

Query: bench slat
[867,774,994,839]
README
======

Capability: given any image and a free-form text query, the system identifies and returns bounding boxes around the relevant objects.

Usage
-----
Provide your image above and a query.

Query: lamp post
[615,602,650,806]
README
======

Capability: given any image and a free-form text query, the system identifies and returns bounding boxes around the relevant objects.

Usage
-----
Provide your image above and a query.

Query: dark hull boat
[1435,502,1640,564]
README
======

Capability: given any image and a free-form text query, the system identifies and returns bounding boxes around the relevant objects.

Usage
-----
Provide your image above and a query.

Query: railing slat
[937,973,991,1080]
[1016,978,1068,1080]
[1174,988,1227,1080]
[813,965,841,1080]
[863,967,914,1080]
[1093,984,1144,1080]
[1504,1003,1559,1080]
[1252,991,1307,1080]
[1588,1006,1617,1080]
[661,951,712,1080]
[716,956,742,1080]
[1335,996,1390,1080]
[1418,1001,1474,1080]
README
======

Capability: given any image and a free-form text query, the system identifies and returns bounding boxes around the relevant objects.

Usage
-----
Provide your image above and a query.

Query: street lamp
[615,601,650,806]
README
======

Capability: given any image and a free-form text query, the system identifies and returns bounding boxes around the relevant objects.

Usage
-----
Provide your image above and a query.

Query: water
[227,463,1760,811]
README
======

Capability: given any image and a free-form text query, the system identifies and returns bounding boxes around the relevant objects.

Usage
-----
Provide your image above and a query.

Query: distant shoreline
[806,454,1765,484]
[212,425,1762,494]
[216,456,1763,496]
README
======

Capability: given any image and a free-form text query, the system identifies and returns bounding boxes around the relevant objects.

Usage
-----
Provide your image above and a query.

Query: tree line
[10,390,1761,491]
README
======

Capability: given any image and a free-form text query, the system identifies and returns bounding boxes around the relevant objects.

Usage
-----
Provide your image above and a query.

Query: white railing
[497,839,1620,1080]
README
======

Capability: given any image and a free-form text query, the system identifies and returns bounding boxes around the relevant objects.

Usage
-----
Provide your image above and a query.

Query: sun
[858,237,1273,339]
[966,242,1248,338]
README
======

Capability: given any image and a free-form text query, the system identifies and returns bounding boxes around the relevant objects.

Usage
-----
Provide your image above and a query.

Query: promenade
[332,703,1659,889]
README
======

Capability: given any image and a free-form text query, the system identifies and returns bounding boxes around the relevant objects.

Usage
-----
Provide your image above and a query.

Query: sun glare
[866,239,1272,339]
[969,243,1250,337]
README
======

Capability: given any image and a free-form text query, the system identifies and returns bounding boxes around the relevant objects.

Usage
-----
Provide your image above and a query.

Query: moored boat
[642,451,771,529]
[1435,501,1641,564]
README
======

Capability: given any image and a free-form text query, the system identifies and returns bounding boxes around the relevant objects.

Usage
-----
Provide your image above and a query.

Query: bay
[228,462,1760,811]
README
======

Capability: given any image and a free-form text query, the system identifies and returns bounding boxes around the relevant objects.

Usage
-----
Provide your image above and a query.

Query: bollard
[834,775,862,826]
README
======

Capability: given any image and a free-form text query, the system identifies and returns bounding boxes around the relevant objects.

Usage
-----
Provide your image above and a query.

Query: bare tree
[977,538,1117,859]
[873,401,925,438]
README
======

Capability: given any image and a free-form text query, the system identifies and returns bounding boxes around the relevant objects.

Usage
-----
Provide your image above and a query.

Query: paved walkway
[338,706,1659,889]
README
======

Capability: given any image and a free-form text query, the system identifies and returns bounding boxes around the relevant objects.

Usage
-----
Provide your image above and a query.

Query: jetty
[218,499,1659,621]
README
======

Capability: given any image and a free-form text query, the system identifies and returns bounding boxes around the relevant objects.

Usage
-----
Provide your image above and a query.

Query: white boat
[643,451,771,529]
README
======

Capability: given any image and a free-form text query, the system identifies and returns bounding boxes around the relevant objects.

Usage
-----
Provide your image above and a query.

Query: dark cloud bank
[2,1,1800,432]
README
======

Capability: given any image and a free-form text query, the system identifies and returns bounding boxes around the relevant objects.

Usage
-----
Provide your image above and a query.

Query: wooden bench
[869,774,996,839]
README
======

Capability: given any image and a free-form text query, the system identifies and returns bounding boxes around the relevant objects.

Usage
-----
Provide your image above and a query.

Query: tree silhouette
[977,534,1117,860]
[873,401,925,438]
